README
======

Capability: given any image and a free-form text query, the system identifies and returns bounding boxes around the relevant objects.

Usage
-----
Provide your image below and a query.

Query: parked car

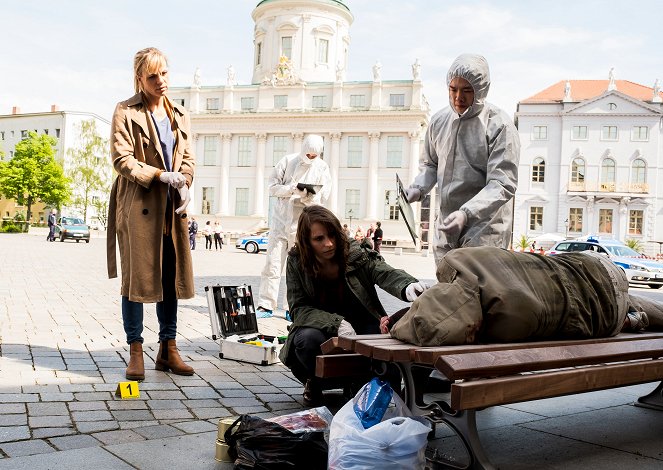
[55,217,90,243]
[548,238,663,289]
[235,231,269,254]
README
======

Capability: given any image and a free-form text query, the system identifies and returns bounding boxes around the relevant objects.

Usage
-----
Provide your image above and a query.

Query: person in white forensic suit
[405,54,520,266]
[257,134,332,315]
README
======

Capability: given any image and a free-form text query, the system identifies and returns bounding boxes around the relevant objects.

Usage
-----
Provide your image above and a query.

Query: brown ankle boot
[126,342,145,381]
[154,339,194,376]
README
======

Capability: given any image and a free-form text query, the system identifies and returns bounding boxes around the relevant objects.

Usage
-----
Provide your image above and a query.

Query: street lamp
[564,218,569,239]
[347,209,354,229]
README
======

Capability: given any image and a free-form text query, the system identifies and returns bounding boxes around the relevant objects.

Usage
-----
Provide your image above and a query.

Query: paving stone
[22,385,60,394]
[92,430,146,446]
[133,382,179,391]
[268,402,304,412]
[0,439,56,457]
[180,387,221,399]
[218,388,254,398]
[151,409,194,420]
[29,415,73,428]
[49,434,102,451]
[117,420,160,430]
[219,397,263,408]
[170,420,218,434]
[231,406,269,414]
[27,402,68,416]
[71,410,114,422]
[144,390,187,400]
[0,394,38,403]
[73,391,112,401]
[110,410,154,421]
[0,426,30,443]
[68,401,108,411]
[75,421,119,433]
[39,392,76,402]
[229,373,269,386]
[190,408,232,420]
[107,400,148,410]
[0,414,27,426]
[132,424,184,440]
[246,385,281,394]
[181,399,221,408]
[92,383,118,392]
[146,400,186,410]
[59,384,95,392]
[0,404,25,414]
[32,427,77,439]
[208,380,245,390]
[257,393,296,403]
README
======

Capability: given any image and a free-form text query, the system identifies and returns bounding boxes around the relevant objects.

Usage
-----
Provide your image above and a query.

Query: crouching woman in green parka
[279,205,428,405]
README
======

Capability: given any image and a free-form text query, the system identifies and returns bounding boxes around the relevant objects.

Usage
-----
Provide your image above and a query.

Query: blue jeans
[121,235,178,344]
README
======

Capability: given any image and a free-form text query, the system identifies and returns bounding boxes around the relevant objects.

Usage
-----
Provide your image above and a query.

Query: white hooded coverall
[258,135,332,311]
[408,54,520,264]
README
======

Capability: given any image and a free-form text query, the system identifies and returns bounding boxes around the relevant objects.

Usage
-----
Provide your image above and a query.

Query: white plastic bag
[328,381,432,470]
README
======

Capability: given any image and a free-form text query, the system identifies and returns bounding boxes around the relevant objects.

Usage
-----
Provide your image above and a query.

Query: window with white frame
[347,136,363,167]
[608,103,617,110]
[600,158,616,185]
[632,126,649,141]
[201,187,215,215]
[386,136,403,168]
[601,126,618,140]
[241,97,255,111]
[272,136,288,165]
[350,95,366,108]
[317,39,329,63]
[0,131,4,140]
[629,210,643,235]
[237,136,252,166]
[599,209,613,234]
[568,208,583,233]
[384,190,400,220]
[21,130,28,139]
[345,189,360,219]
[281,36,292,59]
[532,157,545,183]
[529,206,543,231]
[235,188,249,216]
[532,126,547,140]
[206,98,219,111]
[173,98,185,107]
[631,158,646,184]
[43,129,49,135]
[571,158,585,182]
[255,42,262,66]
[55,129,60,138]
[572,125,588,140]
[203,136,217,166]
[389,94,405,107]
[312,96,326,109]
[274,95,288,109]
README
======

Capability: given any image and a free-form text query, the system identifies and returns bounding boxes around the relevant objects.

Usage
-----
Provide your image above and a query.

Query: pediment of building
[564,91,662,115]
[525,194,550,203]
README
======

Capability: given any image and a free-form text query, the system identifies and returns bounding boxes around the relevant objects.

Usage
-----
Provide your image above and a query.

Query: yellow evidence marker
[115,381,140,399]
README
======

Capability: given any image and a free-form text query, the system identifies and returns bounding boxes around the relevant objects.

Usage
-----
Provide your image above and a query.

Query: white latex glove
[175,185,190,215]
[405,187,421,203]
[440,210,467,235]
[337,320,356,337]
[159,171,186,189]
[405,281,428,302]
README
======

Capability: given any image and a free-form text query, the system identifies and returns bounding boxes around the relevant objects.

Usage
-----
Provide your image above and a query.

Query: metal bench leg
[635,381,663,411]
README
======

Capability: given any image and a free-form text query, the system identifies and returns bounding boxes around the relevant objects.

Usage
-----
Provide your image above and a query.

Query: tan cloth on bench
[391,247,629,346]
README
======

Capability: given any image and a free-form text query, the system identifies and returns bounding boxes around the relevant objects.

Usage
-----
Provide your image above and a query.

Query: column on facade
[191,87,200,114]
[370,81,382,111]
[253,133,267,217]
[328,132,341,212]
[408,129,421,184]
[190,134,199,212]
[292,132,304,154]
[618,197,630,241]
[223,85,234,113]
[220,133,232,216]
[332,82,343,110]
[411,80,423,110]
[367,132,380,220]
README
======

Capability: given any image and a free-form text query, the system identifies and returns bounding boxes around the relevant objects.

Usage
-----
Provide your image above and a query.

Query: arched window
[631,158,646,184]
[601,158,616,183]
[571,158,585,183]
[531,157,545,183]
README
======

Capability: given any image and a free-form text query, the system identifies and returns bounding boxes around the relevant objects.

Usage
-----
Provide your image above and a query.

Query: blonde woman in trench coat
[107,47,196,381]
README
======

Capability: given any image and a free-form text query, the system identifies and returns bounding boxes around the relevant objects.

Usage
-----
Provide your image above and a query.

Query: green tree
[0,132,70,224]
[66,120,111,222]
[514,234,533,251]
[624,238,644,253]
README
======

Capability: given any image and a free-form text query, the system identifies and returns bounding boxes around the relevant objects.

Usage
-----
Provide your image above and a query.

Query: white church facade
[169,0,429,246]
[514,76,663,255]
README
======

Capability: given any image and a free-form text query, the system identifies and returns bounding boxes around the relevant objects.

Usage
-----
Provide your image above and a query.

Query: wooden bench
[315,332,663,470]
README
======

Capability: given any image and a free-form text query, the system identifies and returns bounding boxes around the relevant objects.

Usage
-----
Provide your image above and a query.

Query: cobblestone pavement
[2,231,663,469]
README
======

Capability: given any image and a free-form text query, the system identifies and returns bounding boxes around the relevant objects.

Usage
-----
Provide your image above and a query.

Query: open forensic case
[205,284,284,365]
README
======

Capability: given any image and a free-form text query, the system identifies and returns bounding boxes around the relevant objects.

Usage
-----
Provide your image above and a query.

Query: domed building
[169,0,430,248]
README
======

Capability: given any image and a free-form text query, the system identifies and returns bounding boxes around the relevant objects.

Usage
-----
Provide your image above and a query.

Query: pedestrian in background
[189,217,198,250]
[213,221,223,250]
[203,221,213,250]
[372,221,383,253]
[47,208,57,242]
[107,47,195,382]
[405,54,520,266]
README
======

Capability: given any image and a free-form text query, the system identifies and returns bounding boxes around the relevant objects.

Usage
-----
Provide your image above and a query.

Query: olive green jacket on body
[279,240,416,367]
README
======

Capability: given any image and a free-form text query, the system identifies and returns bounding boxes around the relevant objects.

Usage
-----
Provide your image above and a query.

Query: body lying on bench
[316,332,663,470]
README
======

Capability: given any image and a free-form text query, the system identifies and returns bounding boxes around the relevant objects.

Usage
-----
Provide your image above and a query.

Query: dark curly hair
[294,205,349,277]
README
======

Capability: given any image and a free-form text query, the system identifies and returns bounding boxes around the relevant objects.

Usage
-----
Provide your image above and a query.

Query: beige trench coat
[107,93,195,302]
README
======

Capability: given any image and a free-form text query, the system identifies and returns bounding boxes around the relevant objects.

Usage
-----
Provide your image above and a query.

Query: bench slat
[415,332,663,365]
[315,353,371,378]
[451,359,663,410]
[437,338,663,380]
[354,338,404,357]
[337,334,390,351]
[320,337,352,355]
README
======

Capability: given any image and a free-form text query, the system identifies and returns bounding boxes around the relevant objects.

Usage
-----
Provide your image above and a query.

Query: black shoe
[303,379,323,407]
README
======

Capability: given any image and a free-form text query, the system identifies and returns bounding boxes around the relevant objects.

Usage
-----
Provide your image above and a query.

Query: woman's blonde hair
[133,47,168,94]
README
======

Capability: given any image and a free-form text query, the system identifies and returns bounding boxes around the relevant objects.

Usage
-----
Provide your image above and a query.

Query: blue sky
[2,0,661,120]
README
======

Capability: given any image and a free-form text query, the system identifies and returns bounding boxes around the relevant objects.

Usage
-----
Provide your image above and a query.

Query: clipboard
[396,174,418,243]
